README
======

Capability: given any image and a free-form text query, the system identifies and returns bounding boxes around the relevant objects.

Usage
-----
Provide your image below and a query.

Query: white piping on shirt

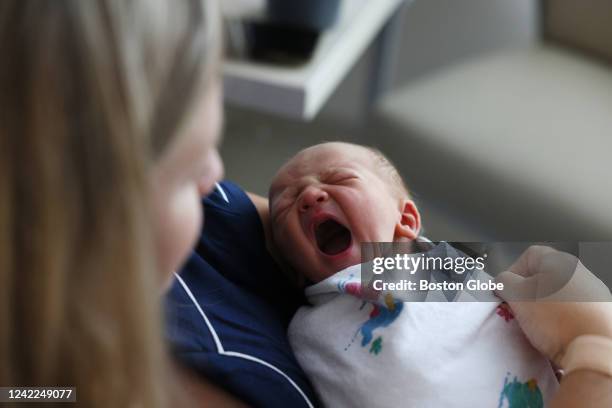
[215,182,229,203]
[173,273,315,408]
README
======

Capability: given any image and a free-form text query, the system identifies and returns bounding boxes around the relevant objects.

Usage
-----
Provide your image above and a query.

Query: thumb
[495,270,539,302]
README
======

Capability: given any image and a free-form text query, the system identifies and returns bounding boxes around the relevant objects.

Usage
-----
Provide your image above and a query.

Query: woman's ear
[394,199,421,241]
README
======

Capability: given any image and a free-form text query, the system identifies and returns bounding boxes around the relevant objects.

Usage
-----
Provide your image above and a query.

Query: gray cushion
[377,45,612,239]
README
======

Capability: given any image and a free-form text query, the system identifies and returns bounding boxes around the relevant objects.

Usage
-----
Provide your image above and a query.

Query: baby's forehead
[286,145,370,176]
[296,143,372,167]
[270,144,376,193]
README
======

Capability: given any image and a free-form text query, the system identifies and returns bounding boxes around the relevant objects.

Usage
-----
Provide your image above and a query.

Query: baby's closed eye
[323,171,359,184]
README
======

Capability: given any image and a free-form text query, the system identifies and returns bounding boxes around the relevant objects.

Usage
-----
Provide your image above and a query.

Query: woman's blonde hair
[0,0,219,406]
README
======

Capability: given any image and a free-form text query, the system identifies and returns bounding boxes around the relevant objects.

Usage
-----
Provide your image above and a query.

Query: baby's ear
[394,199,421,241]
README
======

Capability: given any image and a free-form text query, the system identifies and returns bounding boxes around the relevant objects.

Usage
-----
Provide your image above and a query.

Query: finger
[508,245,558,278]
[495,270,539,301]
[544,261,612,302]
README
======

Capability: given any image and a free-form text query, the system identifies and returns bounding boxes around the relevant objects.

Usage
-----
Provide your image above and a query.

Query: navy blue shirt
[165,181,319,407]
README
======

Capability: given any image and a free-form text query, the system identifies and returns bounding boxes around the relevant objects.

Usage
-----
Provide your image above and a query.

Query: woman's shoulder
[165,181,317,407]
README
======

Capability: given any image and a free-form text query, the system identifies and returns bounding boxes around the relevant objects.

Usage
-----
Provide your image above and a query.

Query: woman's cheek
[177,186,203,261]
[159,185,203,276]
[199,149,224,197]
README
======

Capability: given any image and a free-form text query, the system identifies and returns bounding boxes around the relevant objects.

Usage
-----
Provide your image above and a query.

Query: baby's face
[269,143,418,283]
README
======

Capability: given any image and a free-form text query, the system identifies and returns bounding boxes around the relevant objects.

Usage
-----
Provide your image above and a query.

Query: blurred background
[220,0,612,242]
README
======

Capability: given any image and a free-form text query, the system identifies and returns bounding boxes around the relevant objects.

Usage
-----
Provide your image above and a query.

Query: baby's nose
[299,186,328,212]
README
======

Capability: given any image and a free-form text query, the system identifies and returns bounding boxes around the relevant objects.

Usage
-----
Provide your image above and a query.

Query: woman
[0,0,610,407]
[0,0,230,406]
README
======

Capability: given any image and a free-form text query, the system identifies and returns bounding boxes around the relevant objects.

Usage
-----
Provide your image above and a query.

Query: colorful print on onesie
[288,246,558,407]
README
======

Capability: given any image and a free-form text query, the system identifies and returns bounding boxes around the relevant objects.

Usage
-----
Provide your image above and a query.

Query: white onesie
[288,254,559,408]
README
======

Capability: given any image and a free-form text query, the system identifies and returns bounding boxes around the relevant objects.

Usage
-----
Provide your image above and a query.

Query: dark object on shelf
[243,21,319,65]
[268,0,340,31]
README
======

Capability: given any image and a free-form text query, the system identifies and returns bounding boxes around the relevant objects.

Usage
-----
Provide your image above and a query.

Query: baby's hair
[365,147,412,200]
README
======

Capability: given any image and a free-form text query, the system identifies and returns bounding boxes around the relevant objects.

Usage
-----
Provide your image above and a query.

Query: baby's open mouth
[315,219,352,256]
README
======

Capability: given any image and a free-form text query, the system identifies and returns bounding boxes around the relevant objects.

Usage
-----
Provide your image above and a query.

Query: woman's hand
[495,245,612,365]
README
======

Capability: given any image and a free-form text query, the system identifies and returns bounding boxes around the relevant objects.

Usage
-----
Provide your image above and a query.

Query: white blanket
[288,262,558,408]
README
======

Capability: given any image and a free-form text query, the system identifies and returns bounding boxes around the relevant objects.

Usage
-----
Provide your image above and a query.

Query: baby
[269,142,558,408]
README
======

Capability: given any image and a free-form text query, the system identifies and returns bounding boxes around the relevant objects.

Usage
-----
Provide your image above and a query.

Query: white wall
[320,0,540,123]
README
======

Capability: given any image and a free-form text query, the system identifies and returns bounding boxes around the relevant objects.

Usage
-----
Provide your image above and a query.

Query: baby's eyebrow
[316,169,333,180]
[320,167,351,177]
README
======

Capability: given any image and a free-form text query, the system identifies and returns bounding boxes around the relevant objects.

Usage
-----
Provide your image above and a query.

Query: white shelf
[223,0,404,120]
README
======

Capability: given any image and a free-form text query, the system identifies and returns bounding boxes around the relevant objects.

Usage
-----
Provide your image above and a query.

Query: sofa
[375,0,612,240]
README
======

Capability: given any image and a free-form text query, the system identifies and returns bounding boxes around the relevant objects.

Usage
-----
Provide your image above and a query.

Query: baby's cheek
[276,225,299,254]
[277,224,309,264]
[371,195,400,240]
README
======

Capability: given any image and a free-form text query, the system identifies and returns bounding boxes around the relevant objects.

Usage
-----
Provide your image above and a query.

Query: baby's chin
[300,265,336,285]
[303,238,418,284]
[304,260,361,285]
